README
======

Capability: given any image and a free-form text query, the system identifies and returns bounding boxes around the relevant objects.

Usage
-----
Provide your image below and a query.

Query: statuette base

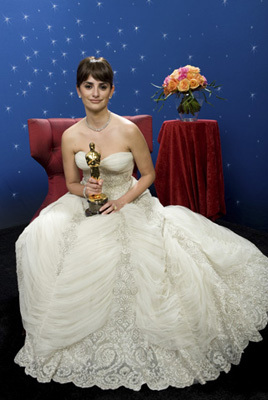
[85,194,108,217]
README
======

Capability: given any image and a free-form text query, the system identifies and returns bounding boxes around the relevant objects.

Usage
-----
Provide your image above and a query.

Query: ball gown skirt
[15,152,268,390]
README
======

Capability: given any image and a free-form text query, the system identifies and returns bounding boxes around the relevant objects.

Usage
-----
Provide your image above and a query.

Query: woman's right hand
[84,177,103,198]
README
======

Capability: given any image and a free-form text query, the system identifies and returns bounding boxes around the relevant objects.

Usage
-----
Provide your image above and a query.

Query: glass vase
[175,90,204,122]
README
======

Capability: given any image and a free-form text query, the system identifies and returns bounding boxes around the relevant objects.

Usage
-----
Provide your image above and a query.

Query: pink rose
[163,75,171,86]
[178,66,189,80]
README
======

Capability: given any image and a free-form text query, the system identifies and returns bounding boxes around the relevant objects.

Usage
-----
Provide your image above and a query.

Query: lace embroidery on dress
[56,212,84,275]
[14,152,268,390]
[15,209,268,390]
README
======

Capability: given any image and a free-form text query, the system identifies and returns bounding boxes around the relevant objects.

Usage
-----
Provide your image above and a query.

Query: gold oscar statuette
[84,142,108,216]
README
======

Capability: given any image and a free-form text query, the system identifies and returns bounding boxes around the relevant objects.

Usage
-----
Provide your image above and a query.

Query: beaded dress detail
[15,152,268,390]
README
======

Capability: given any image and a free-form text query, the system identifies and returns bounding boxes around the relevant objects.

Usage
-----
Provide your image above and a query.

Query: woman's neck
[85,109,112,132]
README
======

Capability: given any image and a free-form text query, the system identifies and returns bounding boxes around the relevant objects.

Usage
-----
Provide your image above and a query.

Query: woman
[15,56,268,390]
[62,56,155,215]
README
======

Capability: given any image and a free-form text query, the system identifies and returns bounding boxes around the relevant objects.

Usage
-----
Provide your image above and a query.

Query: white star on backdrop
[22,13,30,22]
[3,16,11,24]
[251,44,257,53]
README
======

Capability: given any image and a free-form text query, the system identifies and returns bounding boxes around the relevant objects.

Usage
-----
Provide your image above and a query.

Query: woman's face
[77,75,114,113]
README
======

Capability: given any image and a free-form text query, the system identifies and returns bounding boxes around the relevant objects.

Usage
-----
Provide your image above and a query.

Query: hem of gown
[14,178,268,391]
[14,328,267,391]
[15,360,213,391]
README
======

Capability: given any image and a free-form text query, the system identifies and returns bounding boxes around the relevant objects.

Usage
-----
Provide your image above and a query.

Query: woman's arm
[100,124,155,214]
[61,129,102,198]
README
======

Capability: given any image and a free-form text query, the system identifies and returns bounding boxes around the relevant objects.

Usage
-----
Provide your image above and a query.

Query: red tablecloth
[154,119,226,220]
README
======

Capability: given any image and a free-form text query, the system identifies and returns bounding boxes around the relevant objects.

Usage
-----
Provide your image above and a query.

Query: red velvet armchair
[28,115,153,219]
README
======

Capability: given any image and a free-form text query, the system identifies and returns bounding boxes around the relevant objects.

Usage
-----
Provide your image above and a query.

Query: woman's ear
[76,86,81,98]
[109,85,115,99]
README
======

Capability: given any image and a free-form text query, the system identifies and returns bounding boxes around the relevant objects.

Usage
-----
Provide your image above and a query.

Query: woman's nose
[92,86,99,97]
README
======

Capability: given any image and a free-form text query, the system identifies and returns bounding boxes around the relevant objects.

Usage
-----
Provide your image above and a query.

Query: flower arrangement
[152,65,223,118]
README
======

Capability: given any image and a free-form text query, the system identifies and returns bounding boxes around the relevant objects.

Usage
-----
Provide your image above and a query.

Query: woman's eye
[100,84,108,90]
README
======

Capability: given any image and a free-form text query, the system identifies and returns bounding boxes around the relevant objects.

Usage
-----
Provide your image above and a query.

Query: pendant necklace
[85,111,112,132]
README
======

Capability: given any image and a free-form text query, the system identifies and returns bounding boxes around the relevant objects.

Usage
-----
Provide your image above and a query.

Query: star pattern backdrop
[0,0,268,230]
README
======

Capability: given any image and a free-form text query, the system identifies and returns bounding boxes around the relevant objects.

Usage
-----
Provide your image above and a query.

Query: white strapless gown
[15,152,268,390]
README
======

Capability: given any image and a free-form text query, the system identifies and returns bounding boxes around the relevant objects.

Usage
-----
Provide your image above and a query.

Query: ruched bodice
[75,151,136,199]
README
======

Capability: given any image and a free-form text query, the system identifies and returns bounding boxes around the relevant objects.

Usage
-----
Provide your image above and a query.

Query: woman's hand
[84,177,103,198]
[99,199,123,215]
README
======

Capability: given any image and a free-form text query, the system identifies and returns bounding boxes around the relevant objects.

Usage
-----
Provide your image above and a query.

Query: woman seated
[15,56,268,391]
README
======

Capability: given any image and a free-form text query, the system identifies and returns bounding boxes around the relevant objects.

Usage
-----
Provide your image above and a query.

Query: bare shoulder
[62,119,84,143]
[114,114,143,138]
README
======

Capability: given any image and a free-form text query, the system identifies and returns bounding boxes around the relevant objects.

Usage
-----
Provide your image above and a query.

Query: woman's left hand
[99,200,123,215]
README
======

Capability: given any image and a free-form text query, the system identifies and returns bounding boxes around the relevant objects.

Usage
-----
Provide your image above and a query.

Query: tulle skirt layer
[15,192,268,390]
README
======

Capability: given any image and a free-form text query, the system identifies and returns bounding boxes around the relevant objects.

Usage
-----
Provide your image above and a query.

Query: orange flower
[178,79,190,92]
[198,75,207,87]
[170,69,180,80]
[187,71,197,80]
[167,78,179,92]
[163,86,170,96]
[185,65,200,73]
[189,78,199,90]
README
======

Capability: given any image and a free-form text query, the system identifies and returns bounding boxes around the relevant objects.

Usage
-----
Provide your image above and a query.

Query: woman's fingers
[86,178,103,194]
[100,201,118,214]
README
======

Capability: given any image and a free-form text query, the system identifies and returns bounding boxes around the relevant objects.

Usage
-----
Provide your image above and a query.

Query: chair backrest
[28,115,153,219]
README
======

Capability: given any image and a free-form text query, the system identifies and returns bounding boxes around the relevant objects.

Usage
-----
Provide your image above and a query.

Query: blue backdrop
[1,0,268,231]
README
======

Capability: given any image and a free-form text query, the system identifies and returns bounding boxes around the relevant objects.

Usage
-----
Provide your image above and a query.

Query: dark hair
[76,56,114,88]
